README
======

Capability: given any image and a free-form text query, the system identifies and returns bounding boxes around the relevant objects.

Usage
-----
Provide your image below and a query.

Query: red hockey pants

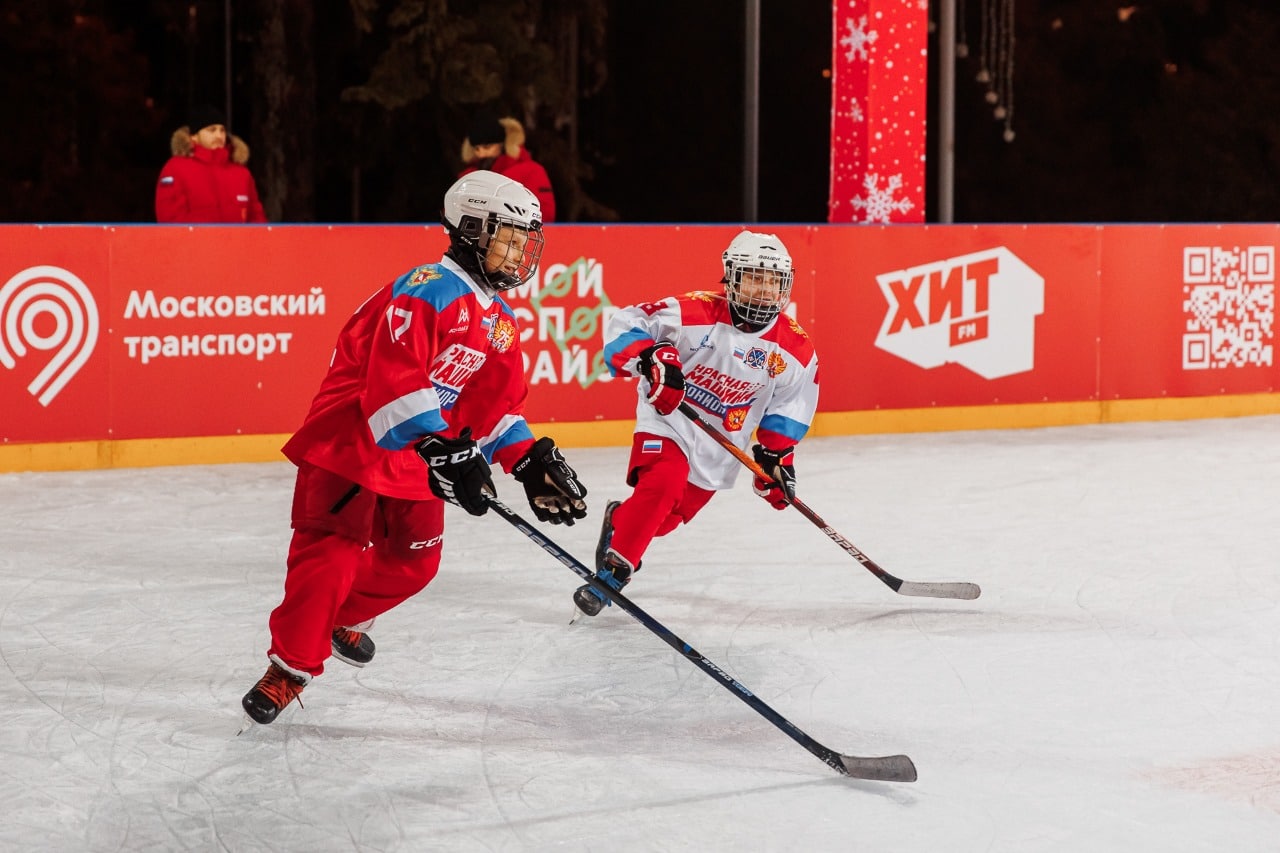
[608,433,715,569]
[267,463,444,677]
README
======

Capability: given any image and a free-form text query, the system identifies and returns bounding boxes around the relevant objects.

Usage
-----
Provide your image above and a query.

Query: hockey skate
[574,500,635,617]
[241,656,310,725]
[331,626,376,667]
[573,549,635,617]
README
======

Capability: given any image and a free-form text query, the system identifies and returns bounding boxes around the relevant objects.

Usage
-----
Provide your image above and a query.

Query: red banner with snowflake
[829,0,928,223]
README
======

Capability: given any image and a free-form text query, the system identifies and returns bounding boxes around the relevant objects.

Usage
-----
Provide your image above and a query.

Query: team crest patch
[488,315,517,352]
[408,265,442,286]
[723,405,749,432]
[742,347,768,370]
[766,351,787,377]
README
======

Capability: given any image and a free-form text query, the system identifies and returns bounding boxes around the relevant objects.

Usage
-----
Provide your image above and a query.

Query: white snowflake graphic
[840,15,878,62]
[850,173,914,222]
[848,99,864,123]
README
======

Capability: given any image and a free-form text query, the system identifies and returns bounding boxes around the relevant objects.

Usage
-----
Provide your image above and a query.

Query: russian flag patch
[642,439,662,453]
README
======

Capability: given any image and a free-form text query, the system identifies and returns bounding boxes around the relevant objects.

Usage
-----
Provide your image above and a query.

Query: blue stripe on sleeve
[758,413,808,443]
[481,419,535,462]
[376,410,449,450]
[369,388,447,449]
[603,328,653,377]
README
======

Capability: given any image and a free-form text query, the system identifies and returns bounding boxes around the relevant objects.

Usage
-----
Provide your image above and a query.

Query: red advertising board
[1099,225,1278,399]
[0,227,113,443]
[813,225,1103,411]
[105,225,443,439]
[1,223,1276,459]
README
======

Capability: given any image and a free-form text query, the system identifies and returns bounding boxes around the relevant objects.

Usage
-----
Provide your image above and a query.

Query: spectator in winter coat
[459,113,556,222]
[155,105,267,224]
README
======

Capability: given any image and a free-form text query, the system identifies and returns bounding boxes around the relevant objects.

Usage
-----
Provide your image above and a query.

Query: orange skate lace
[255,665,305,710]
[333,628,363,647]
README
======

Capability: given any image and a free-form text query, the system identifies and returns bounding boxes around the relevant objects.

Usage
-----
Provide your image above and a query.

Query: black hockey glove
[415,428,495,516]
[637,341,685,416]
[751,444,796,510]
[511,437,589,525]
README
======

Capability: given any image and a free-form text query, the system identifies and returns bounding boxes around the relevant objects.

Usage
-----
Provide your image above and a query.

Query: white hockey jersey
[603,291,820,490]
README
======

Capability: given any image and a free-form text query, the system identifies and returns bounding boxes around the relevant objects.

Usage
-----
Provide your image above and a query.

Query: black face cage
[452,213,544,291]
[726,264,794,326]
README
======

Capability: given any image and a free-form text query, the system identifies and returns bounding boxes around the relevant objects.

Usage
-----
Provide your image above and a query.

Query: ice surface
[2,416,1279,851]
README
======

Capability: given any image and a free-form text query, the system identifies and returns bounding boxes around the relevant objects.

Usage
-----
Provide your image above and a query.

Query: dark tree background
[0,0,1276,224]
[947,0,1280,222]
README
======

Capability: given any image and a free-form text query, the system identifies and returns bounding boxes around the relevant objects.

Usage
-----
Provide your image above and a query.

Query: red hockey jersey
[282,257,536,500]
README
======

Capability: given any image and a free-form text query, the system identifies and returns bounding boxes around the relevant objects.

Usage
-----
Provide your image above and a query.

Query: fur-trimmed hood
[170,127,252,165]
[460,116,527,164]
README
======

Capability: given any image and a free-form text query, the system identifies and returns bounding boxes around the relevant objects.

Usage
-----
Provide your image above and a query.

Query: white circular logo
[0,265,100,406]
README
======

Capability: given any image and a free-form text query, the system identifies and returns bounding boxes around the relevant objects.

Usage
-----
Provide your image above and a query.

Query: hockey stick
[487,496,917,783]
[678,402,980,601]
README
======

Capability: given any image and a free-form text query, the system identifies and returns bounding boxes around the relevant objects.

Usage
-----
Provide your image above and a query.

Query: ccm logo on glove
[751,444,796,510]
[415,428,495,517]
[512,437,589,525]
[637,342,685,416]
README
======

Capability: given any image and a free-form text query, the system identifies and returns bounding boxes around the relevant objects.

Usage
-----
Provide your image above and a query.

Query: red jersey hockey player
[574,231,819,616]
[242,171,588,724]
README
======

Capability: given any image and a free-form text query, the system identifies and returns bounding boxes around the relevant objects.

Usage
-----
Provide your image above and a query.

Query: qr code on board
[1181,246,1274,369]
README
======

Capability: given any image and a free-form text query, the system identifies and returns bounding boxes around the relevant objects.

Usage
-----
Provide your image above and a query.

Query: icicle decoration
[974,0,1015,142]
[999,0,1016,141]
[976,0,993,85]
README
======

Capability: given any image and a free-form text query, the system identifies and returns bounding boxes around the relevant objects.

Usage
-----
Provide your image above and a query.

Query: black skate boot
[575,500,625,616]
[242,657,310,724]
[594,500,621,570]
[331,627,376,667]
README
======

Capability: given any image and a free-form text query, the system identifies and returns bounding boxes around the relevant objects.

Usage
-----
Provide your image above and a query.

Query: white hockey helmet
[442,170,544,291]
[721,230,794,326]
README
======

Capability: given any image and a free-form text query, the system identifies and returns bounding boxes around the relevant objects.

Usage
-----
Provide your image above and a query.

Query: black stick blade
[837,753,918,782]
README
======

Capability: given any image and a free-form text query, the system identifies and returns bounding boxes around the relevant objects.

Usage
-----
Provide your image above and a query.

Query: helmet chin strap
[482,268,518,292]
[728,302,770,332]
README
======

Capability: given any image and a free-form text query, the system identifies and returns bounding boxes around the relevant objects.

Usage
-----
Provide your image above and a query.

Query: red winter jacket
[155,128,267,224]
[459,118,556,222]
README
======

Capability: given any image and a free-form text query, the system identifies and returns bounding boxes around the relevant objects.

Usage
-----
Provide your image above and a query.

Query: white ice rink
[3,415,1279,852]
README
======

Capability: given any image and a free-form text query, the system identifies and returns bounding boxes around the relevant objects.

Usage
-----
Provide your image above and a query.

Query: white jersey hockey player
[574,230,820,616]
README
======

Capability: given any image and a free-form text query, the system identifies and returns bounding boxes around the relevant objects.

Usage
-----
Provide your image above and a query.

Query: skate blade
[236,712,258,736]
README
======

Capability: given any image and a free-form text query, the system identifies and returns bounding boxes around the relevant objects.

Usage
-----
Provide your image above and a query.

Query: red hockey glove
[751,444,796,510]
[415,428,495,516]
[637,342,685,416]
[512,437,589,526]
